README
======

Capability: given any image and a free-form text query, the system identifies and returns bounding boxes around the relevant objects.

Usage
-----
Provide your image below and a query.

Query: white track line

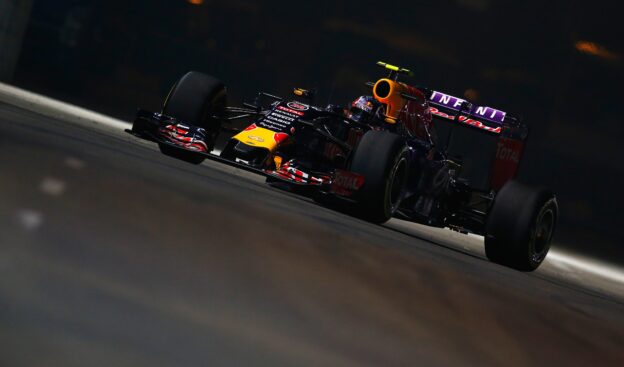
[0,82,128,131]
[16,209,43,231]
[547,250,624,285]
[467,232,624,286]
[40,177,66,196]
[469,231,624,286]
[64,156,86,170]
[389,221,624,291]
[2,82,623,291]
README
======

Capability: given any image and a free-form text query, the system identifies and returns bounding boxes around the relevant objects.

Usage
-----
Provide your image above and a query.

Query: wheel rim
[388,156,407,211]
[530,203,555,262]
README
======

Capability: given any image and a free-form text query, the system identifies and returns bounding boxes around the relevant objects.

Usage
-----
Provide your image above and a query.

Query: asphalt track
[1,98,623,366]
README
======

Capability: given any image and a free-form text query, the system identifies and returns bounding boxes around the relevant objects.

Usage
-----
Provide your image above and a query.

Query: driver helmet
[349,96,380,123]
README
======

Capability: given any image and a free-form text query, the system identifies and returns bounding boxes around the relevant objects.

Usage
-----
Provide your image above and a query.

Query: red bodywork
[399,85,433,141]
[490,137,524,190]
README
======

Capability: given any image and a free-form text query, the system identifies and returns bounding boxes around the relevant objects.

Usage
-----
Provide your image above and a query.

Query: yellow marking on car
[232,126,280,152]
[377,61,413,76]
[384,117,397,124]
[273,155,282,169]
[381,63,399,71]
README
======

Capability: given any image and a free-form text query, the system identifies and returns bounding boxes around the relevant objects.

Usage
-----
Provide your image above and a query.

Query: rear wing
[427,90,529,191]
[428,90,526,139]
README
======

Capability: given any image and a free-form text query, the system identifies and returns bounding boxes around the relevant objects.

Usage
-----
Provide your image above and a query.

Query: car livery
[128,61,558,272]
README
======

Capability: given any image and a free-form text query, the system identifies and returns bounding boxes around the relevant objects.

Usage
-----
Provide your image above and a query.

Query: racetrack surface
[1,101,623,366]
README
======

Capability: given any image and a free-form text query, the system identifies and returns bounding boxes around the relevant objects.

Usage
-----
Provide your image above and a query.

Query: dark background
[10,0,623,262]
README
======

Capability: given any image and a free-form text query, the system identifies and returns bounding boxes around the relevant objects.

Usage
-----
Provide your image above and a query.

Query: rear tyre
[159,71,226,164]
[349,130,408,223]
[484,180,558,271]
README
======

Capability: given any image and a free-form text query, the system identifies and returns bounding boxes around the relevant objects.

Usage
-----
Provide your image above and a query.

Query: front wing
[127,109,364,196]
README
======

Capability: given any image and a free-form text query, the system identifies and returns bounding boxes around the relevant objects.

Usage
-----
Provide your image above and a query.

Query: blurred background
[2,0,622,262]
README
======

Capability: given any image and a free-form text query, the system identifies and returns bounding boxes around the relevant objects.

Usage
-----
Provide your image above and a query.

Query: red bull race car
[128,61,558,271]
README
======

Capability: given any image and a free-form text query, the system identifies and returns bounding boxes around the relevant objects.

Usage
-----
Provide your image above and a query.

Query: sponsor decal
[496,140,520,163]
[272,113,295,122]
[286,101,309,111]
[244,123,258,131]
[258,103,306,132]
[259,113,295,131]
[429,107,501,134]
[247,135,264,142]
[277,105,305,116]
[265,115,293,124]
[430,90,506,124]
[331,170,365,197]
[491,137,524,190]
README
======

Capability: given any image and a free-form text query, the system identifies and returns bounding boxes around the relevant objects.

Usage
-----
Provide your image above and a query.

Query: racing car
[127,61,558,271]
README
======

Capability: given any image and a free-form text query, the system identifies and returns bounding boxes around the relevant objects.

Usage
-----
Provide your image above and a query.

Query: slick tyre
[159,71,226,164]
[350,130,408,223]
[484,180,558,271]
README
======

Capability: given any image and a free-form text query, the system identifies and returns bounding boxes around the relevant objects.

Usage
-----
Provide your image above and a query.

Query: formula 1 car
[127,61,558,271]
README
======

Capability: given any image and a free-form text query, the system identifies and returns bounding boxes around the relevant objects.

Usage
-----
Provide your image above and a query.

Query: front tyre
[159,71,226,164]
[484,180,558,271]
[350,130,408,223]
